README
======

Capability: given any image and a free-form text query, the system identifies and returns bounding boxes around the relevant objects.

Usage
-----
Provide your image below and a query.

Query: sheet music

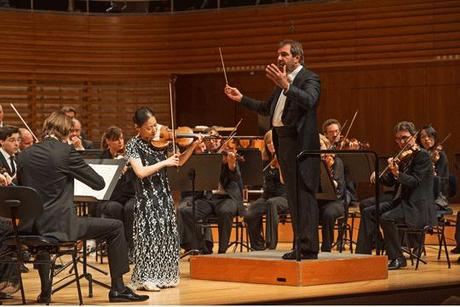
[74,164,120,200]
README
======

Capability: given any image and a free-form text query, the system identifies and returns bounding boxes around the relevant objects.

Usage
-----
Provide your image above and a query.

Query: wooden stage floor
[6,244,460,305]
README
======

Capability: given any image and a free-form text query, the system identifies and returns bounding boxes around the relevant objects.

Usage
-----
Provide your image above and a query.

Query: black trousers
[274,128,319,255]
[36,217,129,291]
[99,198,135,250]
[179,195,237,253]
[380,205,406,260]
[355,201,395,254]
[244,196,288,250]
[318,199,345,252]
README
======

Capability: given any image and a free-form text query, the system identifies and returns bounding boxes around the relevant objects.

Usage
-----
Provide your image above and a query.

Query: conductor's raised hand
[165,153,180,167]
[265,63,289,90]
[224,85,243,103]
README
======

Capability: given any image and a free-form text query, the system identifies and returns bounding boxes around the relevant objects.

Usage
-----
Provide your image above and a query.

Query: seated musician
[322,118,358,206]
[178,126,244,254]
[69,118,93,150]
[0,126,19,178]
[244,130,288,251]
[98,126,136,260]
[318,134,347,252]
[356,121,435,270]
[17,111,148,303]
[416,125,449,209]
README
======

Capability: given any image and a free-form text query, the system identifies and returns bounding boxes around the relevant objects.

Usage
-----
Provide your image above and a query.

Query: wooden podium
[190,250,387,286]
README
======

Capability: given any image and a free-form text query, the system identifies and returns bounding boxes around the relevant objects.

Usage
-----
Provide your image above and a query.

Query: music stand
[237,148,263,188]
[317,162,339,201]
[167,154,222,257]
[55,159,124,298]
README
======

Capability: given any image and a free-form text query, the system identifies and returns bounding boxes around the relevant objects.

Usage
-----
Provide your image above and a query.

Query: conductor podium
[189,150,388,287]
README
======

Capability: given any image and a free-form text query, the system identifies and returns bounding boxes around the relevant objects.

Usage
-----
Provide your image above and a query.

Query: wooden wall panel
[0,0,458,161]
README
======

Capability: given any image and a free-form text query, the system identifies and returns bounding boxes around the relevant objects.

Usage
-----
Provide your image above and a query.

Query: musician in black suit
[225,39,321,259]
[356,121,435,270]
[179,126,244,254]
[17,111,148,303]
[0,126,19,177]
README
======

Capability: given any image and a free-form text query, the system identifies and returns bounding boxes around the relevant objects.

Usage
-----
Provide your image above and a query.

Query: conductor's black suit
[240,67,321,257]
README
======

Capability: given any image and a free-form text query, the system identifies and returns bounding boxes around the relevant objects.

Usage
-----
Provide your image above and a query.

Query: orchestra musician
[125,107,200,292]
[244,130,288,251]
[178,126,244,254]
[318,134,347,252]
[224,39,321,260]
[355,121,435,270]
[416,125,449,209]
[98,126,136,260]
[18,127,35,151]
[17,111,149,303]
[0,126,19,178]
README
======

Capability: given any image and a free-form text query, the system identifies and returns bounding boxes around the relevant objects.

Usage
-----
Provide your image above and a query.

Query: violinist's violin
[151,126,219,149]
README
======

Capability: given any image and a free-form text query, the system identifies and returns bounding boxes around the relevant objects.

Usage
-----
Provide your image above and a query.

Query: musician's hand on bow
[387,157,399,177]
[265,63,289,90]
[165,153,180,167]
[224,85,243,103]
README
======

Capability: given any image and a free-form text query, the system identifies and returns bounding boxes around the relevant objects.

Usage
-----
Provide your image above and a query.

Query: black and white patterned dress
[125,136,180,288]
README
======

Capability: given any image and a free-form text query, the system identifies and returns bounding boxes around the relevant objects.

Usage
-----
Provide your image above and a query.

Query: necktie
[9,156,15,175]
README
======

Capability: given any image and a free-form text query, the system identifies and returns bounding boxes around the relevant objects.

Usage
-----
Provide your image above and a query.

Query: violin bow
[169,76,177,156]
[438,132,452,146]
[218,118,243,153]
[219,47,229,85]
[10,103,39,142]
[378,130,420,179]
[339,110,358,149]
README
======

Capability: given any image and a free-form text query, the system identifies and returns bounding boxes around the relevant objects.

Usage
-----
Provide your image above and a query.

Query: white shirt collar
[288,65,303,83]
[0,147,12,161]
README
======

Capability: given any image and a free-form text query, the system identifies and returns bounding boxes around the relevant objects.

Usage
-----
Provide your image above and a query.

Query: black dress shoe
[37,291,51,304]
[0,292,13,299]
[388,257,407,270]
[282,250,318,260]
[108,287,149,303]
[451,246,460,254]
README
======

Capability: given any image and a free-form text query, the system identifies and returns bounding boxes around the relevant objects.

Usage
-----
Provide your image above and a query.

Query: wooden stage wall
[0,0,459,189]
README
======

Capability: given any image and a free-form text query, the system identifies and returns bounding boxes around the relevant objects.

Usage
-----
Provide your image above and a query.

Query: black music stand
[238,148,263,188]
[167,154,222,257]
[54,159,124,298]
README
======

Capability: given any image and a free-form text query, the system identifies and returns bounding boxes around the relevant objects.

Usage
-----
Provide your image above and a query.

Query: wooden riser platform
[190,250,388,286]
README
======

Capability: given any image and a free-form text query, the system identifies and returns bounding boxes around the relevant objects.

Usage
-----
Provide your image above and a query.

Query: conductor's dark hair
[279,39,304,65]
[133,107,155,127]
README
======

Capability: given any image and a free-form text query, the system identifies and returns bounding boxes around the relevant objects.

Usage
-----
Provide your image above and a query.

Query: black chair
[0,186,83,305]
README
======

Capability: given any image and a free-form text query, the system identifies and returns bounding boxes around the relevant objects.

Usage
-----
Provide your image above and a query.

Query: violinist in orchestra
[17,110,149,303]
[125,107,200,292]
[356,121,435,270]
[318,134,347,252]
[416,125,450,209]
[178,126,244,255]
[244,130,288,251]
[322,119,359,206]
[0,126,19,179]
[18,128,35,151]
[224,39,321,260]
[97,126,136,260]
